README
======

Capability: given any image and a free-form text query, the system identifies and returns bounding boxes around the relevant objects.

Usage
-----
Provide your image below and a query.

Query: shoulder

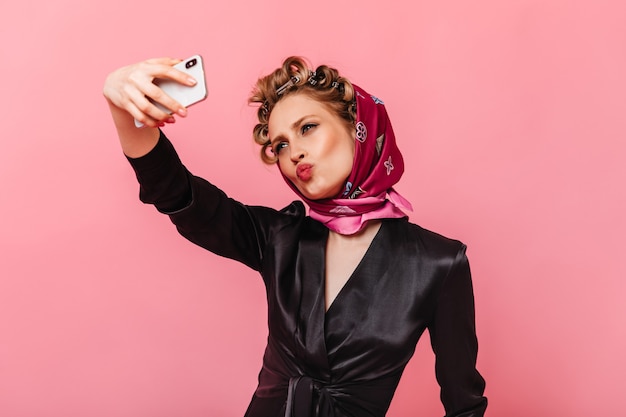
[382,219,468,282]
[391,218,466,256]
[274,200,328,235]
[386,220,472,298]
[278,200,306,217]
[262,200,308,230]
[245,200,313,242]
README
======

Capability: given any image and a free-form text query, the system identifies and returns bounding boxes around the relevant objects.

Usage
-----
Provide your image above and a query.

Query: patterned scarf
[280,84,412,235]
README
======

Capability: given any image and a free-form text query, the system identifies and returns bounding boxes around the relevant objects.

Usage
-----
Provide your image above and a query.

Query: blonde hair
[249,56,356,164]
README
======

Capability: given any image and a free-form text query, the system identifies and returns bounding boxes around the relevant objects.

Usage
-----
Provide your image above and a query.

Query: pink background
[1,0,625,416]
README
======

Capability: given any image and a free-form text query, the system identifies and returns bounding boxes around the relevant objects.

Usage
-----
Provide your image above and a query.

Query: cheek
[338,138,355,170]
[276,160,294,179]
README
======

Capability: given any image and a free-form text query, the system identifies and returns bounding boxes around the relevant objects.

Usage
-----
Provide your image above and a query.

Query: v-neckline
[323,221,385,316]
[293,219,397,373]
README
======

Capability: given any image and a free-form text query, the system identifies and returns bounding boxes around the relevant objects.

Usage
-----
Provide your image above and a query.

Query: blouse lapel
[294,220,331,376]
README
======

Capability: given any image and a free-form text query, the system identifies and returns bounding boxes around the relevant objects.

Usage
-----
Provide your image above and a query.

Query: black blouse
[127,131,487,417]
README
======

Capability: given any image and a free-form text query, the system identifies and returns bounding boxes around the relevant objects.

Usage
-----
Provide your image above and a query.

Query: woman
[103,56,487,417]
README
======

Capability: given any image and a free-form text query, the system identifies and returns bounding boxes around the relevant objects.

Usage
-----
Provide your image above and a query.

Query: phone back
[134,54,207,127]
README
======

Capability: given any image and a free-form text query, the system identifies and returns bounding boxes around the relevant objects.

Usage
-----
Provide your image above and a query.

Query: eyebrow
[270,115,315,143]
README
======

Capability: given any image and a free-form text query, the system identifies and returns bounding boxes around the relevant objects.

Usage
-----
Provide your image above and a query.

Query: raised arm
[102,57,197,157]
[102,57,305,274]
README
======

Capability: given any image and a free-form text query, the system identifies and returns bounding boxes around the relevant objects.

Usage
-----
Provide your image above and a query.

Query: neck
[328,220,382,243]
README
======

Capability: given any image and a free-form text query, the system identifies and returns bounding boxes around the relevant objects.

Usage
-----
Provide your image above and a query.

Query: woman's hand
[103,57,197,128]
[104,57,200,157]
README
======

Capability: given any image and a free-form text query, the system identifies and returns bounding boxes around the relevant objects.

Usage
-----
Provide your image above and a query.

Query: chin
[301,191,324,201]
[301,187,340,201]
[294,179,343,201]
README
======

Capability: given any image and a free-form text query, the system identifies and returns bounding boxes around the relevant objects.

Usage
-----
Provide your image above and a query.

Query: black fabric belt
[284,376,334,417]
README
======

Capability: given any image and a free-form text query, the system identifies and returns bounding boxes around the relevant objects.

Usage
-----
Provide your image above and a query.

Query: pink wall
[1,0,625,416]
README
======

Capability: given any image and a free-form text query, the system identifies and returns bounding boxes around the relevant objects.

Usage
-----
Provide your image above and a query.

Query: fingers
[103,57,197,126]
[155,59,197,86]
[141,78,189,117]
[144,58,197,88]
[145,57,183,67]
[126,90,172,128]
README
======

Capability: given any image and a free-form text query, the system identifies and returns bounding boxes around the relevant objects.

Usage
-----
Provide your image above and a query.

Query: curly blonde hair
[249,56,356,164]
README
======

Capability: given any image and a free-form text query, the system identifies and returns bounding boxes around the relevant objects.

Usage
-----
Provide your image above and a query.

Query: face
[268,93,355,200]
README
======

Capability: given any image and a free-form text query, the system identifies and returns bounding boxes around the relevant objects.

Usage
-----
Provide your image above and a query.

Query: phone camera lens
[186,59,197,69]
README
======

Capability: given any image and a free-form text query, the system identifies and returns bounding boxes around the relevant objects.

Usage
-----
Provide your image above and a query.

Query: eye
[273,141,288,154]
[301,123,317,135]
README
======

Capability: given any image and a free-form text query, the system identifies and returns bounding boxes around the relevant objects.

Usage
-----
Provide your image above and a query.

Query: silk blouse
[127,131,487,417]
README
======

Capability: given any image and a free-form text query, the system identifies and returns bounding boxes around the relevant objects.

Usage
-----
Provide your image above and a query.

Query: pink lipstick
[296,164,313,181]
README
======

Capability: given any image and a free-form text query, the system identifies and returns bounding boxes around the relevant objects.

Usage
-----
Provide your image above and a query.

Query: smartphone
[134,54,208,127]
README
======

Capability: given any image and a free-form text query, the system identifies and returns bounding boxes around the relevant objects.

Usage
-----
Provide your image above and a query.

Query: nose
[289,141,306,163]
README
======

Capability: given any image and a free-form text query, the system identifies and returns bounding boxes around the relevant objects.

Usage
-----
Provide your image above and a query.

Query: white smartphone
[134,54,208,127]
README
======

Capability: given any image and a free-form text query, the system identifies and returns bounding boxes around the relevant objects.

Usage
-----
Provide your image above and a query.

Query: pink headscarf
[280,84,412,235]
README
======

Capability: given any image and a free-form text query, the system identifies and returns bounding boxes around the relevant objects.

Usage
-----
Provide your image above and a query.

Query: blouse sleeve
[428,245,488,417]
[126,130,303,272]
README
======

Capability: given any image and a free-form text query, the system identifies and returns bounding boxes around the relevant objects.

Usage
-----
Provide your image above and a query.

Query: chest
[264,221,440,379]
[324,223,381,312]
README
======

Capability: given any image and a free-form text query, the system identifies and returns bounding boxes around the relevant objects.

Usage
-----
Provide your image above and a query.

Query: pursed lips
[296,163,313,181]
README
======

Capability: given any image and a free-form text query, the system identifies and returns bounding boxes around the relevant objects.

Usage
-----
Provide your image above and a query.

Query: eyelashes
[301,123,317,134]
[272,141,288,155]
[272,123,318,155]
